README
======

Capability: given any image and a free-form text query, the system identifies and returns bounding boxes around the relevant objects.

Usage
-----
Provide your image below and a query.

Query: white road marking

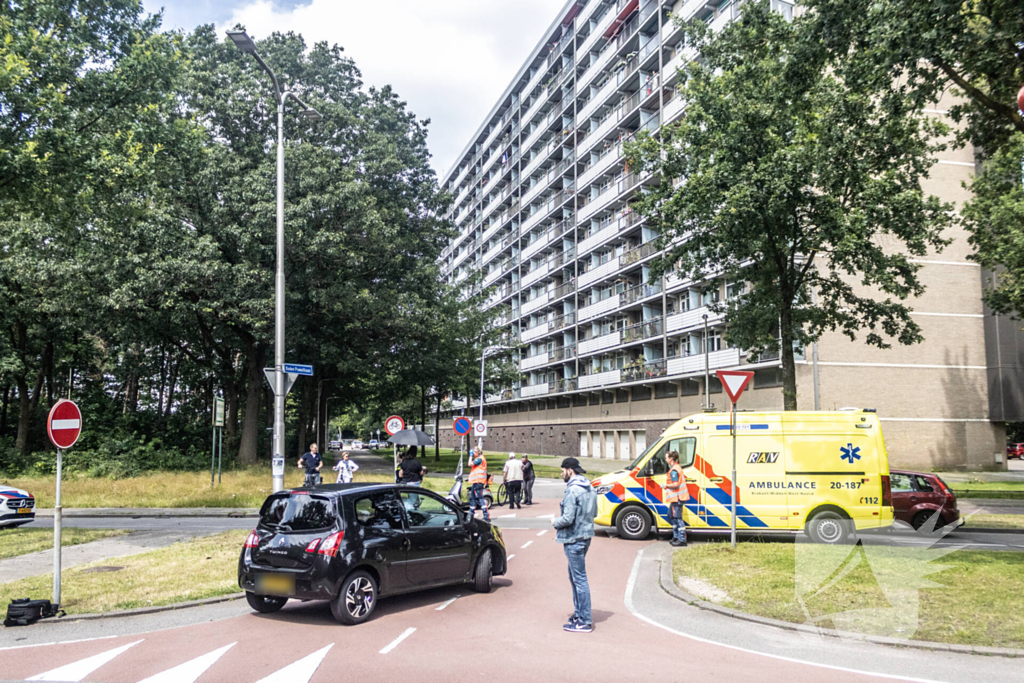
[520,540,533,549]
[28,639,143,681]
[379,628,416,654]
[255,644,333,683]
[536,514,554,519]
[499,513,516,518]
[507,554,515,560]
[537,530,548,537]
[0,635,118,652]
[436,596,459,611]
[137,642,235,683]
[623,550,946,683]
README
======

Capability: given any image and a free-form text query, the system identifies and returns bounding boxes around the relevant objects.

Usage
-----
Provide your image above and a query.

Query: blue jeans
[468,483,489,521]
[668,502,687,544]
[564,539,592,625]
[406,481,422,509]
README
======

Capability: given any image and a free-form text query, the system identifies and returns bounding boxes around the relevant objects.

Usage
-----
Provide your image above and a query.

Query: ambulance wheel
[806,510,854,545]
[615,506,652,540]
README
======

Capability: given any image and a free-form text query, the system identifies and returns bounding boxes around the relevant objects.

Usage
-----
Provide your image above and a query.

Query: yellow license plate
[17,508,31,514]
[256,574,294,595]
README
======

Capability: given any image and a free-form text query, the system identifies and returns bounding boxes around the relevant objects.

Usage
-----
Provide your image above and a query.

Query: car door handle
[709,477,724,483]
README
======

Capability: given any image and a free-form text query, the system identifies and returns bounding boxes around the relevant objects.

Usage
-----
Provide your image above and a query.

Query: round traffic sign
[453,417,472,435]
[47,400,82,450]
[384,415,405,436]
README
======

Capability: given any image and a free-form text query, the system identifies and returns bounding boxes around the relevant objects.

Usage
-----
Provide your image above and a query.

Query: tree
[626,2,955,409]
[0,0,183,455]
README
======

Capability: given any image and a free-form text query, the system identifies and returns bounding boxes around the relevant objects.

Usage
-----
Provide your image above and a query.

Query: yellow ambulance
[591,409,895,544]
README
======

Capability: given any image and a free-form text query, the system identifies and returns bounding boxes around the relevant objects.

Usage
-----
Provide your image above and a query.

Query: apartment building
[436,0,1021,471]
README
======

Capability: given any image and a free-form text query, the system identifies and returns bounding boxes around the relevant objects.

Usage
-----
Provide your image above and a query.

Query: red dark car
[1007,443,1024,460]
[890,470,960,531]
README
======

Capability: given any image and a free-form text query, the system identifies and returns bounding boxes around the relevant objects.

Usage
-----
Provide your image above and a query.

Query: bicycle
[303,472,322,488]
[496,480,509,507]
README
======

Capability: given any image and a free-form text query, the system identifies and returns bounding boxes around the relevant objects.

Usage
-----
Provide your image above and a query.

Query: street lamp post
[227,30,322,493]
[702,313,710,409]
[478,345,509,451]
[325,396,341,447]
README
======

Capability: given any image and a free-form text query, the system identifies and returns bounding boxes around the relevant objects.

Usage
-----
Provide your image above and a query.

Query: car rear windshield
[259,494,336,531]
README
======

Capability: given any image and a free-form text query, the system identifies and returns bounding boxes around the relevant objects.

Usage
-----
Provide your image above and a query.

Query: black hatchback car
[238,483,506,624]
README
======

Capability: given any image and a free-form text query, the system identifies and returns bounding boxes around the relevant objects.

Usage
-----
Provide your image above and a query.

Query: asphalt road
[1,497,1018,683]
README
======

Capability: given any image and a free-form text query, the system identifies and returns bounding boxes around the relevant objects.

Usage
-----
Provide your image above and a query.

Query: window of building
[632,386,652,401]
[753,367,782,389]
[616,389,630,403]
[726,280,745,299]
[603,390,615,404]
[655,382,678,399]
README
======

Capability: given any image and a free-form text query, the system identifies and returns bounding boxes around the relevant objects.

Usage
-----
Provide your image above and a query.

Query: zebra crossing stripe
[28,640,143,682]
[137,642,235,683]
[255,644,334,683]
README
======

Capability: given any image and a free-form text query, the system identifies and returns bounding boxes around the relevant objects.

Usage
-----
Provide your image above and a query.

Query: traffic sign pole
[716,370,753,551]
[53,448,62,606]
[47,399,81,609]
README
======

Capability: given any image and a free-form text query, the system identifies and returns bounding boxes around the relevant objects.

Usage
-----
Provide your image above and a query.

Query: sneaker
[564,621,593,633]
[669,540,684,547]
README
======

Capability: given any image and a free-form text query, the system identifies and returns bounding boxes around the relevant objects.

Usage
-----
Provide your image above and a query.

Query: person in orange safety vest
[664,451,690,547]
[467,448,490,521]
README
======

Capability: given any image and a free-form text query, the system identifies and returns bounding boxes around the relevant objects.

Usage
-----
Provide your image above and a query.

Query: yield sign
[47,399,82,449]
[716,370,754,404]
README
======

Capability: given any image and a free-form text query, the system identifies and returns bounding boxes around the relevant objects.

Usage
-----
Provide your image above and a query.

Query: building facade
[437,0,1020,471]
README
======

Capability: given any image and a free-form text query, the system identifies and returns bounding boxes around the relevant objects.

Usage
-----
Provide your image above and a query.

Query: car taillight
[244,531,259,549]
[934,477,954,500]
[317,531,345,558]
[305,538,322,553]
[881,475,892,507]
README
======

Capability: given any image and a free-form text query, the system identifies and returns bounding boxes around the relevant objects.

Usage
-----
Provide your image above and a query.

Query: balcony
[666,307,724,334]
[521,321,550,343]
[580,368,621,389]
[620,239,658,267]
[666,347,742,375]
[622,357,668,383]
[521,352,550,371]
[621,317,662,344]
[579,330,620,355]
[579,256,620,288]
[522,261,551,288]
[522,290,551,315]
[521,383,551,398]
[579,294,620,322]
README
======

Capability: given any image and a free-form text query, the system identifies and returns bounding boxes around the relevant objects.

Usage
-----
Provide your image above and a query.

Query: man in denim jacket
[552,457,598,633]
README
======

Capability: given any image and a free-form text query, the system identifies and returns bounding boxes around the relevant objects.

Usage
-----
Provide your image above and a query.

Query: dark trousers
[508,480,523,507]
[668,502,687,544]
[524,478,535,504]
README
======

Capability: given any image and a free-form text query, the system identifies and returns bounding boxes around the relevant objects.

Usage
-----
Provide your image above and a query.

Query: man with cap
[552,457,598,633]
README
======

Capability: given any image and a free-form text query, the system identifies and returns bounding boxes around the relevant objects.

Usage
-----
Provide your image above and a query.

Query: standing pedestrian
[399,446,427,508]
[333,451,360,483]
[467,448,490,521]
[298,443,323,486]
[553,457,597,633]
[503,452,524,509]
[521,454,536,505]
[664,451,689,547]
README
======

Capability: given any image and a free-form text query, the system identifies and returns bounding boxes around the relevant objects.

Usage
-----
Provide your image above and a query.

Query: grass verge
[0,531,249,615]
[372,449,575,480]
[0,469,451,509]
[673,542,1024,649]
[0,528,128,560]
[962,513,1024,530]
[949,481,1024,499]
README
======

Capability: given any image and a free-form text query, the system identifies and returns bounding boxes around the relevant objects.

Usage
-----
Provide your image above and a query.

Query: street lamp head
[302,108,324,121]
[226,30,257,54]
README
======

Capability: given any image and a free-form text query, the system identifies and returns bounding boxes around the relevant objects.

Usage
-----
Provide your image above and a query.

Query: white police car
[0,487,35,527]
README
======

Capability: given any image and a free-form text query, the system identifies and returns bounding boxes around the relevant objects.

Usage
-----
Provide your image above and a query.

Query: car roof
[890,469,933,477]
[275,483,437,498]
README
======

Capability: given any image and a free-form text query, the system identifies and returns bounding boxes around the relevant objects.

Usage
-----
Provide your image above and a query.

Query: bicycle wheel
[496,483,509,507]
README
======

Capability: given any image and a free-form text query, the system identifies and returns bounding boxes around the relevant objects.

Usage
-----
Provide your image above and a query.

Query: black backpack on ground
[4,598,63,627]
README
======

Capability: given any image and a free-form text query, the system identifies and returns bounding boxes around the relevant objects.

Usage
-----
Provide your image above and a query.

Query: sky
[144,0,571,180]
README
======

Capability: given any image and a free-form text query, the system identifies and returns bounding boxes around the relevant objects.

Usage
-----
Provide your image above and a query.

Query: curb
[656,545,1022,658]
[49,593,246,623]
[34,509,258,519]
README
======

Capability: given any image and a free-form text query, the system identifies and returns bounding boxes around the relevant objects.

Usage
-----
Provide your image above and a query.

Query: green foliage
[626,2,955,408]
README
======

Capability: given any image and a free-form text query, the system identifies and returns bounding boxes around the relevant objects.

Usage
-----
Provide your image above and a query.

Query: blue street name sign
[284,364,314,376]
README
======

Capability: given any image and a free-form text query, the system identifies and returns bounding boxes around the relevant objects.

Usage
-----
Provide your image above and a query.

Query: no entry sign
[47,400,82,450]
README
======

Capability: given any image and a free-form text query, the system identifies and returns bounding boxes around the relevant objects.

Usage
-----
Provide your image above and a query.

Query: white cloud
[218,0,570,179]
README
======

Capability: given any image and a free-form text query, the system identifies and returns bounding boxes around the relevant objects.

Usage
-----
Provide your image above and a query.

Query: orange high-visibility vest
[468,456,488,485]
[664,464,690,503]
